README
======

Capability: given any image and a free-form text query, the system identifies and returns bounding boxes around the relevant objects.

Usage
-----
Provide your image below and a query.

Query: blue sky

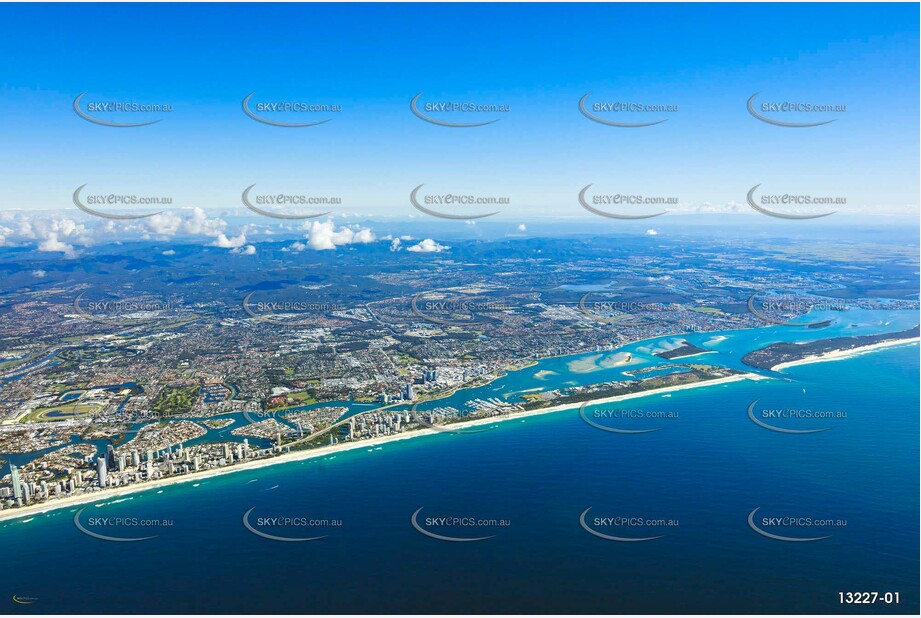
[0,3,918,221]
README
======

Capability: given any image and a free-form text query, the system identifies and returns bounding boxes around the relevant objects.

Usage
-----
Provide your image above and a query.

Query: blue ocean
[1,340,918,614]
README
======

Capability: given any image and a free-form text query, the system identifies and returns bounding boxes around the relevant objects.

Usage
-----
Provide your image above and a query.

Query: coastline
[3,336,916,524]
[771,336,919,371]
[0,372,761,524]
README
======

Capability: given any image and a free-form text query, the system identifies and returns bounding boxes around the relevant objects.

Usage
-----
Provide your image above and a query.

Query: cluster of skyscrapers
[378,368,439,403]
[1,462,69,506]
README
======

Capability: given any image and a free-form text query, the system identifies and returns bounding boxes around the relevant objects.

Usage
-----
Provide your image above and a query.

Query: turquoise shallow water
[4,307,915,467]
[0,321,918,614]
[412,307,918,413]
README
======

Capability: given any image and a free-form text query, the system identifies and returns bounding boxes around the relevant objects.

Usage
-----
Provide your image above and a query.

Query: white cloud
[517,224,527,232]
[389,238,402,251]
[162,249,176,256]
[353,228,375,243]
[0,209,244,254]
[691,201,743,214]
[232,244,257,255]
[12,215,95,257]
[32,269,47,278]
[212,233,247,249]
[38,233,76,257]
[182,207,227,236]
[144,208,233,240]
[646,229,658,236]
[407,238,449,253]
[146,212,182,236]
[303,220,375,250]
[283,241,308,253]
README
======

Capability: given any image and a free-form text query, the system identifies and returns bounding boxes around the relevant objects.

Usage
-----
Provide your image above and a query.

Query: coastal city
[1,233,917,513]
[0,2,919,615]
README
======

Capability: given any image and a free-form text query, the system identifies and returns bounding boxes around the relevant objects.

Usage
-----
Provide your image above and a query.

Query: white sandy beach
[0,372,762,523]
[4,335,915,524]
[771,336,919,371]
